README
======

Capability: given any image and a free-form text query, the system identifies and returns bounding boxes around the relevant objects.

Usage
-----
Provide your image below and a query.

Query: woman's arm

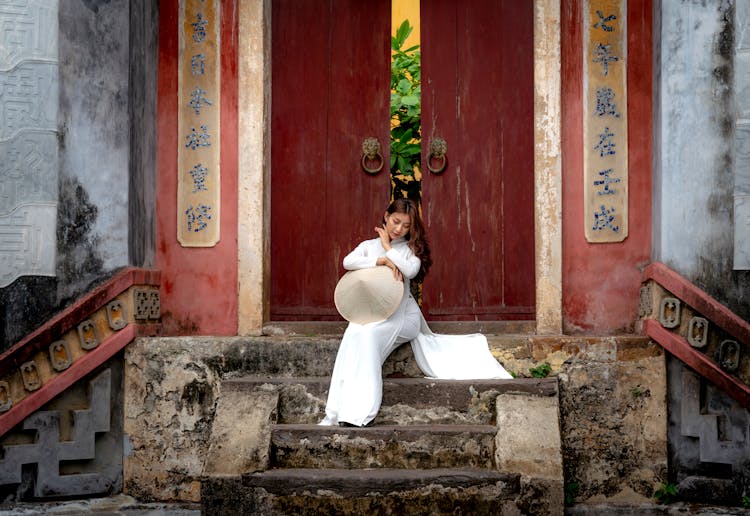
[342,240,378,270]
[384,244,421,280]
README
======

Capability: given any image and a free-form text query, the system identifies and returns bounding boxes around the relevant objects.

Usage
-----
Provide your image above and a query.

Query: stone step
[222,376,558,425]
[200,468,541,515]
[270,423,497,470]
[139,335,535,378]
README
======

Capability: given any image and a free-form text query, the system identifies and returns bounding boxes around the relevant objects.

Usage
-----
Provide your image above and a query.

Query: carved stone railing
[639,262,750,408]
[0,267,161,438]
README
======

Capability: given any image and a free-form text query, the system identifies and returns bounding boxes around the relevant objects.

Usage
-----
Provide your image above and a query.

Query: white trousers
[320,294,512,427]
[320,296,421,427]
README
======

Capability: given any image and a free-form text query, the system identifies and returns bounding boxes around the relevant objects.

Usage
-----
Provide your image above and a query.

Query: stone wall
[555,338,667,504]
[655,0,750,321]
[0,0,158,350]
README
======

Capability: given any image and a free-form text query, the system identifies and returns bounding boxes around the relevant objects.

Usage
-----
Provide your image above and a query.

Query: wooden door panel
[421,0,535,320]
[271,0,391,319]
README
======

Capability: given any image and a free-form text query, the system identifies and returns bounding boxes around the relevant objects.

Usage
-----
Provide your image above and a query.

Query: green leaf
[397,78,411,94]
[395,20,412,46]
[397,156,409,173]
[401,95,419,106]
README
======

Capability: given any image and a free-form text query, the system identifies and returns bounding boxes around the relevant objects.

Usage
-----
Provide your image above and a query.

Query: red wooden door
[421,0,535,320]
[271,0,391,319]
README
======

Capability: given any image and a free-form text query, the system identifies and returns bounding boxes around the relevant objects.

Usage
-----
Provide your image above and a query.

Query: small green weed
[653,482,677,504]
[564,481,579,506]
[742,495,750,508]
[508,370,517,378]
[529,362,552,378]
[631,385,644,398]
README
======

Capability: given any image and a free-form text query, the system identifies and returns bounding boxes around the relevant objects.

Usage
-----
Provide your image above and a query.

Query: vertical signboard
[584,1,628,242]
[178,0,220,246]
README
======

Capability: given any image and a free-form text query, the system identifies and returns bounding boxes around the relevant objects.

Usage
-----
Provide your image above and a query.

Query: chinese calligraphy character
[592,205,619,233]
[191,54,206,76]
[594,127,616,157]
[593,168,621,195]
[592,42,618,77]
[593,10,617,32]
[185,203,212,232]
[192,13,207,43]
[595,87,620,118]
[188,163,208,192]
[185,125,212,149]
[188,86,212,115]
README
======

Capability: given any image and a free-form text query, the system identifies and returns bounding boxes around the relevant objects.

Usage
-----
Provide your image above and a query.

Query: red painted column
[156,0,239,335]
[561,0,652,333]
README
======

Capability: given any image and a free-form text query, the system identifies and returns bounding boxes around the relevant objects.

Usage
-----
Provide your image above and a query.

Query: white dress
[320,237,512,427]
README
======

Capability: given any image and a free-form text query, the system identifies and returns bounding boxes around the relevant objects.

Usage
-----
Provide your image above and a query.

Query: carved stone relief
[0,1,59,287]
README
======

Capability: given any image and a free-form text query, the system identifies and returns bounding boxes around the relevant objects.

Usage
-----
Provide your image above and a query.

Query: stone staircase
[196,331,564,515]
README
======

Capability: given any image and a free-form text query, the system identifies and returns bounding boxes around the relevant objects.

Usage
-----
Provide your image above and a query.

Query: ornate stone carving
[0,0,59,288]
[687,317,709,348]
[77,319,99,350]
[106,300,127,331]
[717,340,740,373]
[49,340,71,372]
[134,289,161,320]
[20,361,41,392]
[0,369,115,498]
[659,297,681,329]
[0,381,12,413]
[638,284,652,317]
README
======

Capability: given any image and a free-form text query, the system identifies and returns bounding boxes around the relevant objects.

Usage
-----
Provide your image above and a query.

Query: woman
[319,198,511,427]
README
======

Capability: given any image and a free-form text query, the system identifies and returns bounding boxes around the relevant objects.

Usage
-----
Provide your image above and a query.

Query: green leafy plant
[631,385,644,398]
[529,362,552,378]
[742,495,750,508]
[564,481,579,506]
[653,481,677,504]
[390,20,421,202]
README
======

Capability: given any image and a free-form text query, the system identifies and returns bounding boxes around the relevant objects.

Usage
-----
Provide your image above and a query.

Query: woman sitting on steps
[319,198,512,428]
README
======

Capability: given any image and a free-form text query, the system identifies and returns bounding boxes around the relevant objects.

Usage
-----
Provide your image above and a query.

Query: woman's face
[384,211,411,241]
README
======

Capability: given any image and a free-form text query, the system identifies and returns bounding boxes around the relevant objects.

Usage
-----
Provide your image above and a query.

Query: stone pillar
[534,0,563,334]
[238,0,271,335]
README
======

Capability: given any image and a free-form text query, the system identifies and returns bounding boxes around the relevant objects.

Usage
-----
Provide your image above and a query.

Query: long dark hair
[385,198,432,282]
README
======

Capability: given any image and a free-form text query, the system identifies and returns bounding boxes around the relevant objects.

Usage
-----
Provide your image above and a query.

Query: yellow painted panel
[392,0,420,46]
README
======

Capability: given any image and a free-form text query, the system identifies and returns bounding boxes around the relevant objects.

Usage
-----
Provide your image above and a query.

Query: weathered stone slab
[270,424,496,470]
[202,468,522,515]
[494,393,563,480]
[203,387,278,476]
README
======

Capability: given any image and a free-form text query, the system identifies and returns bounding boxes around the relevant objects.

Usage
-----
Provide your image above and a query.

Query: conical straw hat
[334,266,404,324]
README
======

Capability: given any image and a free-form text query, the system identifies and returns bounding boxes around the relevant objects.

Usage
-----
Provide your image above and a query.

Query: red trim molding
[0,268,160,378]
[643,262,750,345]
[645,320,750,408]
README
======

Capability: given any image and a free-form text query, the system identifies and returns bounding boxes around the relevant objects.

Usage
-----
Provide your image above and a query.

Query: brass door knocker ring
[427,137,447,174]
[361,137,384,174]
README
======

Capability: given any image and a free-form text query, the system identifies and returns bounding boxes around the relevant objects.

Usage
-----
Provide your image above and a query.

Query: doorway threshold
[263,320,536,337]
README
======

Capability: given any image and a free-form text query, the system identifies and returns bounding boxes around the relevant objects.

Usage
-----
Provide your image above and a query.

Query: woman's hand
[377,257,403,281]
[374,224,391,251]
